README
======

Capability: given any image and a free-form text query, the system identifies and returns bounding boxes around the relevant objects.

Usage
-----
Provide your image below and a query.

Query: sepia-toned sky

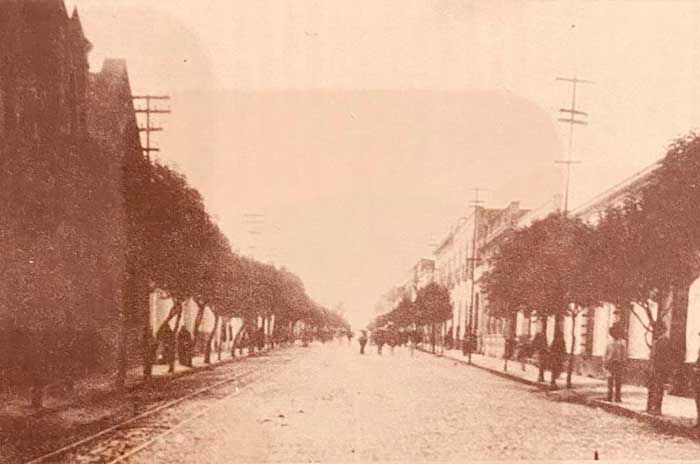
[68,0,700,328]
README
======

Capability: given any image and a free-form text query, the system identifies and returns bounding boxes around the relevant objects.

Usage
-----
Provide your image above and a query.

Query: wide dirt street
[121,342,700,462]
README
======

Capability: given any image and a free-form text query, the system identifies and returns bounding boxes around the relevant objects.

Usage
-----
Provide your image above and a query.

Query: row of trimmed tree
[481,132,700,407]
[371,282,452,352]
[1,129,349,407]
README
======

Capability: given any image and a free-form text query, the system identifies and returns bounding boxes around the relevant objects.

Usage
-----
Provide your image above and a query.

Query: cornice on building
[571,161,659,221]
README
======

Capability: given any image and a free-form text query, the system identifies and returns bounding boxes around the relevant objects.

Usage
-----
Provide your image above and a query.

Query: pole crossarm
[555,74,592,213]
[132,95,171,160]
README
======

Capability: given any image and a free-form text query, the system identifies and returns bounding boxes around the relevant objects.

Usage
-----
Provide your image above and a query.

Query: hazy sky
[68,0,700,327]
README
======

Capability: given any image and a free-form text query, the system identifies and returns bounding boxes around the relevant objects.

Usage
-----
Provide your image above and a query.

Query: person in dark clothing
[548,331,567,389]
[257,327,265,351]
[516,334,532,371]
[359,330,368,354]
[159,325,176,373]
[647,321,672,415]
[531,330,548,382]
[604,325,627,402]
[374,328,385,355]
[177,326,193,367]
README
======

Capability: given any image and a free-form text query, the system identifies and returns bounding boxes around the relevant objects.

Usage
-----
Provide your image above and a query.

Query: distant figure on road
[159,324,176,373]
[604,324,627,402]
[374,328,386,355]
[346,331,353,345]
[647,321,673,415]
[359,330,368,354]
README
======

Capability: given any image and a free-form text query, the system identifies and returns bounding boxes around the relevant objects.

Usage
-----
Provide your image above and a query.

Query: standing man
[358,330,368,355]
[177,326,193,367]
[531,329,548,383]
[604,325,627,402]
[647,321,672,415]
[159,325,176,373]
[548,331,567,389]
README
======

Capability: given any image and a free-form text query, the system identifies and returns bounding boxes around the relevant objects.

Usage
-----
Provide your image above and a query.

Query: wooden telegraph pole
[555,76,591,214]
[132,95,171,160]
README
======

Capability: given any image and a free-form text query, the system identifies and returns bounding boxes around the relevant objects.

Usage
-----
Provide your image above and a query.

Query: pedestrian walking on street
[548,331,567,389]
[604,325,627,402]
[359,330,368,355]
[647,321,673,415]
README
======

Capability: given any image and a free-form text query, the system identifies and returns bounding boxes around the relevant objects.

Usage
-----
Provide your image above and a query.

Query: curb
[420,347,700,441]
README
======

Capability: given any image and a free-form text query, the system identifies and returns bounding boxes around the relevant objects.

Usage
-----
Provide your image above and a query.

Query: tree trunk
[219,318,227,361]
[538,316,548,382]
[646,287,674,413]
[204,314,220,364]
[232,321,246,357]
[566,312,577,389]
[192,304,205,356]
[431,323,436,354]
[145,298,182,380]
[173,302,183,333]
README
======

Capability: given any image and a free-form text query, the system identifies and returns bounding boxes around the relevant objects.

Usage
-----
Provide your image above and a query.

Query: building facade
[470,164,700,394]
[433,201,529,346]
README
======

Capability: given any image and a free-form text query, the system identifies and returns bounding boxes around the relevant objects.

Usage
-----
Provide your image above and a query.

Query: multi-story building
[375,258,435,321]
[472,163,700,394]
[434,201,529,345]
[0,0,92,141]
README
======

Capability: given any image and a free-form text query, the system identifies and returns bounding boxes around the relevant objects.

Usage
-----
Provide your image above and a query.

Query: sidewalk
[0,348,243,420]
[423,346,700,439]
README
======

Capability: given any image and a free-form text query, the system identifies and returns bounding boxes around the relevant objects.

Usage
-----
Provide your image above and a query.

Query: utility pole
[466,187,486,364]
[132,95,171,160]
[555,76,591,214]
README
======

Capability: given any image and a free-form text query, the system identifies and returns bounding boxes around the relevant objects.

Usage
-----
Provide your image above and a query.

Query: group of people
[356,325,423,356]
[156,324,194,373]
[520,319,700,425]
[603,321,700,425]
